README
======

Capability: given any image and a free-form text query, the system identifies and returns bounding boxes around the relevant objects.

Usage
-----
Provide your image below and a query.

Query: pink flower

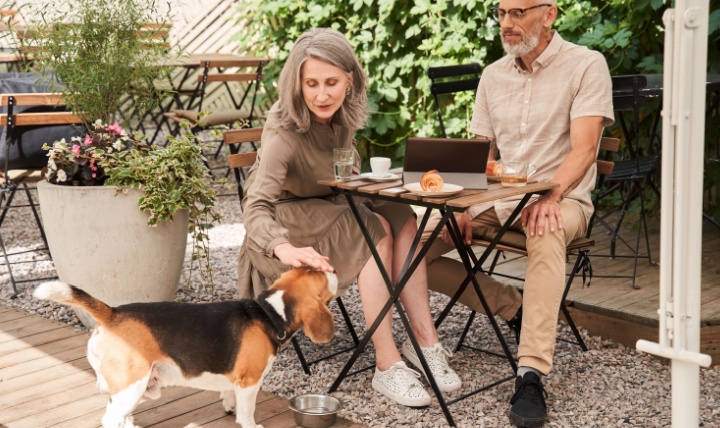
[72,144,81,154]
[106,122,123,135]
[89,158,98,171]
[84,134,93,146]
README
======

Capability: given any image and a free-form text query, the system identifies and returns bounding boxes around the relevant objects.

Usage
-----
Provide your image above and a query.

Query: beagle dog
[34,267,338,428]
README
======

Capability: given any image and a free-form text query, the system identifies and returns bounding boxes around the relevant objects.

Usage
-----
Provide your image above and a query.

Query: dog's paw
[220,390,235,414]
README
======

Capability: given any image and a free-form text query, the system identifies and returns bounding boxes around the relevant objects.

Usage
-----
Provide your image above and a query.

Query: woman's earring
[345,86,351,96]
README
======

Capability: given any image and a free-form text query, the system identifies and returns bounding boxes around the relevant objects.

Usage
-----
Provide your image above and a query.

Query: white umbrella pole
[636,1,712,426]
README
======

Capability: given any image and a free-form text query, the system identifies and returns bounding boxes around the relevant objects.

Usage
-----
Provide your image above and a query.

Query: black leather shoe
[508,371,548,427]
[505,306,522,344]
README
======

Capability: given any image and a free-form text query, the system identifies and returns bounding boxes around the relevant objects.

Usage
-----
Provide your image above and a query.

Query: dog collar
[257,299,290,343]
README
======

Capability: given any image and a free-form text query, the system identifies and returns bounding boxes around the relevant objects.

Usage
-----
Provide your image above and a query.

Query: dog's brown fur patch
[227,320,275,388]
[98,318,168,394]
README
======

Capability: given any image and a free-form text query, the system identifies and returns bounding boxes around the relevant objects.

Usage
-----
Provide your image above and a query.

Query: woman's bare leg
[394,217,439,347]
[357,215,400,371]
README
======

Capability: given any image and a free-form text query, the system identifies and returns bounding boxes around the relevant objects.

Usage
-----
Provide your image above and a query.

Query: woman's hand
[273,242,335,272]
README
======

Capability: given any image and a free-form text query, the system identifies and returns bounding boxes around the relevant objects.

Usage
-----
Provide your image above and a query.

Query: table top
[318,176,558,210]
[161,53,271,68]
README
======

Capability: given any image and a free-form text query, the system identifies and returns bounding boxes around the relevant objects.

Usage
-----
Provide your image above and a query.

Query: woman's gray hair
[269,28,370,133]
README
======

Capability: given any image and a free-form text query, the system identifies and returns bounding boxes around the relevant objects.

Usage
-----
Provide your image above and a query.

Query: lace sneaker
[400,340,462,392]
[508,371,548,427]
[371,361,431,407]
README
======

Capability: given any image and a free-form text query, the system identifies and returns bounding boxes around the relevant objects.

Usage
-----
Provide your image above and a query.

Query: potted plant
[25,0,220,327]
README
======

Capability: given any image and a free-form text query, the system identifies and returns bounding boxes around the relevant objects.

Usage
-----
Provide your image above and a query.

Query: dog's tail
[34,281,114,324]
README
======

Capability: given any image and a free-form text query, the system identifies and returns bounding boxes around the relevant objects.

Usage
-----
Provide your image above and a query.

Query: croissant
[420,169,444,192]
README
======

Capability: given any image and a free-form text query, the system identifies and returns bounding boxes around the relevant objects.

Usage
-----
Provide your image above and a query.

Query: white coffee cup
[370,157,391,176]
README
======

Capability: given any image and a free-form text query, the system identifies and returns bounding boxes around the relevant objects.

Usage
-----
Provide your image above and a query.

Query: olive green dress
[237,116,412,298]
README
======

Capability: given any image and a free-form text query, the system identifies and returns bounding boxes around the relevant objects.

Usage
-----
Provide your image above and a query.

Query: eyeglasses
[491,4,551,22]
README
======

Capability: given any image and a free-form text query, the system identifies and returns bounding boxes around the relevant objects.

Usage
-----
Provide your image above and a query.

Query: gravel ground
[2,152,720,427]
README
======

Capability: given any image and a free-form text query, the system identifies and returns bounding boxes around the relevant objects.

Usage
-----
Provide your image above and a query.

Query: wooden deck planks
[0,306,365,428]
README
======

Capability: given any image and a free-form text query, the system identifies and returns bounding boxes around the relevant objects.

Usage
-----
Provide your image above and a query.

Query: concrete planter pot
[37,180,189,328]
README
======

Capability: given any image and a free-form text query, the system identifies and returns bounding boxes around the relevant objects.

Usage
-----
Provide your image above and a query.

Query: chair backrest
[611,75,649,160]
[0,92,84,184]
[195,58,267,125]
[428,62,482,138]
[587,136,620,236]
[0,93,82,127]
[223,127,262,201]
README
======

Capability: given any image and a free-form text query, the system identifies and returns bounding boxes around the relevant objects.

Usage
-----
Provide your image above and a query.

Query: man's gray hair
[270,28,370,133]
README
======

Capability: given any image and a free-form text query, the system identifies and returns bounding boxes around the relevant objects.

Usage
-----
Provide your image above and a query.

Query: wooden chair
[165,58,267,138]
[0,92,84,295]
[443,137,621,354]
[224,127,262,202]
[223,127,361,375]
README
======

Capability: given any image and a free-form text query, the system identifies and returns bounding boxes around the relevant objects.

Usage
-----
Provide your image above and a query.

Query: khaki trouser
[423,201,586,374]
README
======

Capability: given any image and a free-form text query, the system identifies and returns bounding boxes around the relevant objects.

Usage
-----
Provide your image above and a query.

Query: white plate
[360,172,401,182]
[402,182,464,197]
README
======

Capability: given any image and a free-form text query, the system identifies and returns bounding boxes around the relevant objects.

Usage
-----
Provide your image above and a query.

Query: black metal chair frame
[0,94,80,295]
[449,137,623,358]
[428,62,482,138]
[593,75,659,288]
[176,59,265,141]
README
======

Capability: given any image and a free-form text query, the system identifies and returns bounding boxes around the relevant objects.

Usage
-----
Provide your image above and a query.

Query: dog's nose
[324,271,339,296]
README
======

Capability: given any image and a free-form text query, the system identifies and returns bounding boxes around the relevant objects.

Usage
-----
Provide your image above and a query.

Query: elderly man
[423,1,614,426]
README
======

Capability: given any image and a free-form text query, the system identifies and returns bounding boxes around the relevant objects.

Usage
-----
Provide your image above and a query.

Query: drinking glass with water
[333,148,355,181]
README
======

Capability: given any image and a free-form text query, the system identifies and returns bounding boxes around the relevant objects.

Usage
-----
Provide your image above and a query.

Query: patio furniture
[320,173,557,427]
[428,62,482,138]
[448,137,622,355]
[164,57,267,138]
[0,91,83,295]
[224,127,262,202]
[593,75,658,289]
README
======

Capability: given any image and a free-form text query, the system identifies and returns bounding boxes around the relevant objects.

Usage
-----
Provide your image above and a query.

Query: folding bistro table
[318,174,558,427]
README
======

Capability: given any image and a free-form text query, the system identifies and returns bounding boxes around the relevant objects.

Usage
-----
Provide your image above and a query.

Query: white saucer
[360,172,401,182]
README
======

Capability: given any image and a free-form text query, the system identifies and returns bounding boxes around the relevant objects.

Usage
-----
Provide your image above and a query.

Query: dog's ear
[299,300,335,344]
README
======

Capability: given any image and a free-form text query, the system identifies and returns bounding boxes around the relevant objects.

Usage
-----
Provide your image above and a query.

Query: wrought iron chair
[438,137,622,357]
[428,62,482,137]
[593,75,659,289]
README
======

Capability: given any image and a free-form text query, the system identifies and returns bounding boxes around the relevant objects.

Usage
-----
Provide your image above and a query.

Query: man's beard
[501,24,541,57]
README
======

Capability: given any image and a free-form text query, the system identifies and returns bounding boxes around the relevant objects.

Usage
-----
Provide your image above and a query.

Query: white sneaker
[401,340,462,392]
[371,361,431,407]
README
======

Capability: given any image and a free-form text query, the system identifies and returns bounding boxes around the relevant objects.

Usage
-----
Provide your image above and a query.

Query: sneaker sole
[371,378,431,408]
[508,409,547,427]
[400,344,462,393]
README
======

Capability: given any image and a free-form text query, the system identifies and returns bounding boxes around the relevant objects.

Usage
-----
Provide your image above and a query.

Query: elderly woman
[237,28,460,407]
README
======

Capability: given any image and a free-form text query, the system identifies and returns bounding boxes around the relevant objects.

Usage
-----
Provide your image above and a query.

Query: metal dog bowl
[288,394,342,428]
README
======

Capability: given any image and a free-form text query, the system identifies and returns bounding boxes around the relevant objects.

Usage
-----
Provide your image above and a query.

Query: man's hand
[521,195,564,237]
[273,242,335,272]
[441,212,473,246]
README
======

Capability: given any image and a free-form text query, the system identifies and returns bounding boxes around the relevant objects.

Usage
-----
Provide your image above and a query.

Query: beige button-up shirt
[468,32,615,225]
